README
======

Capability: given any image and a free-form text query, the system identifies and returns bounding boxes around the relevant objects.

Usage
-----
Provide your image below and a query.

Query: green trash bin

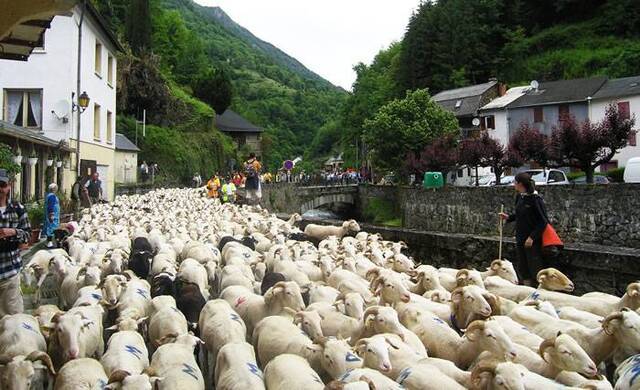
[423,172,444,189]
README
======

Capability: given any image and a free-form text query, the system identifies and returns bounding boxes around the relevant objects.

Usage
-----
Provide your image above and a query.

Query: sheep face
[294,310,324,341]
[376,277,411,304]
[343,220,361,234]
[392,255,415,274]
[371,307,404,338]
[452,286,492,319]
[51,313,94,362]
[490,260,518,284]
[604,309,640,351]
[101,275,127,306]
[271,281,306,312]
[0,359,36,390]
[356,337,394,374]
[540,333,597,377]
[491,363,526,390]
[536,268,574,292]
[466,320,517,360]
[343,293,365,319]
[321,339,363,380]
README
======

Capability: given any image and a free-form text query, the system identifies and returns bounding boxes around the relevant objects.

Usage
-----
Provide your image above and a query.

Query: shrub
[363,198,401,226]
[26,203,44,229]
[607,167,625,182]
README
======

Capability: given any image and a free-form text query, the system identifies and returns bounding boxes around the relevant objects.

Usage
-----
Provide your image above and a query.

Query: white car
[525,169,570,185]
[624,157,640,183]
[478,175,515,186]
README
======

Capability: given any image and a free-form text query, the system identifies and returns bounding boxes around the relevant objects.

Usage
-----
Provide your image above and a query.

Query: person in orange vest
[206,174,221,199]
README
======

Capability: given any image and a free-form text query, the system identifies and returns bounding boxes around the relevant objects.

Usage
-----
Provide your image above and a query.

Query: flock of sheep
[2,186,640,389]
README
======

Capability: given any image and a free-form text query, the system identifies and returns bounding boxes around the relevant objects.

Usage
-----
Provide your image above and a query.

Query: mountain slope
[157,0,347,167]
[199,5,336,90]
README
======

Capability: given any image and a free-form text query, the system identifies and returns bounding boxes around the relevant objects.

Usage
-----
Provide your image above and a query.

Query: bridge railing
[265,175,366,187]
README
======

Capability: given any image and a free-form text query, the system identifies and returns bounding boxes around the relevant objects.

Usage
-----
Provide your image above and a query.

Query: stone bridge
[260,184,359,214]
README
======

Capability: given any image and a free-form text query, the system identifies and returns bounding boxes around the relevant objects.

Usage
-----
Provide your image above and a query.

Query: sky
[193,0,421,90]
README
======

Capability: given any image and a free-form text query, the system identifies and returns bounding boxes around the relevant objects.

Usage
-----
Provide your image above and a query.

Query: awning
[0,0,77,61]
[0,120,73,151]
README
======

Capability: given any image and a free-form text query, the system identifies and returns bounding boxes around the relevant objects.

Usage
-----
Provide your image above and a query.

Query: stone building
[215,109,263,158]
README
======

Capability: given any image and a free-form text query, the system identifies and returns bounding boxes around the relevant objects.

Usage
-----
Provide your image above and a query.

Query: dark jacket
[506,193,548,245]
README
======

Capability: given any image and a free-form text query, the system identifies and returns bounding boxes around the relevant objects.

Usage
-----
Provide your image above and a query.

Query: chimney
[499,83,507,96]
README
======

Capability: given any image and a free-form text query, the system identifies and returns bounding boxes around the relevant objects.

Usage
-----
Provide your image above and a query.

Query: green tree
[193,68,234,115]
[363,89,459,171]
[0,143,20,178]
[125,0,152,54]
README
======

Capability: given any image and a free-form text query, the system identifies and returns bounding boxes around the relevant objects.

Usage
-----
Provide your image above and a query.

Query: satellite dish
[530,80,539,90]
[472,118,481,127]
[51,100,70,122]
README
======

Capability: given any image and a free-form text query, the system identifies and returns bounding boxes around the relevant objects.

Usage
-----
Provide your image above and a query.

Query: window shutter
[629,131,637,147]
[558,105,570,121]
[534,107,544,123]
[618,101,631,120]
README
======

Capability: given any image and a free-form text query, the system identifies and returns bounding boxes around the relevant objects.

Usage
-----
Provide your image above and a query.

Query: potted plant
[28,151,38,166]
[26,202,44,245]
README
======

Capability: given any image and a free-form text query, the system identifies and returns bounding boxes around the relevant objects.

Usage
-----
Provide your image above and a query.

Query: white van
[624,157,640,183]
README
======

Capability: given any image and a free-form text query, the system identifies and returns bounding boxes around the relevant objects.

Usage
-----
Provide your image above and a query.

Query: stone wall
[298,218,639,295]
[358,184,640,249]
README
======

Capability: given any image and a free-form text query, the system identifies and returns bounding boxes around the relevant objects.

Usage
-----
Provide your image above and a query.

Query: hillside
[331,0,640,170]
[95,0,346,176]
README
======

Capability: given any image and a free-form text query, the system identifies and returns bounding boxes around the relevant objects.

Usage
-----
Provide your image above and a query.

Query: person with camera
[0,169,31,316]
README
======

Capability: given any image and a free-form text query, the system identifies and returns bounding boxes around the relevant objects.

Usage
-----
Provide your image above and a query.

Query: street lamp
[73,91,90,113]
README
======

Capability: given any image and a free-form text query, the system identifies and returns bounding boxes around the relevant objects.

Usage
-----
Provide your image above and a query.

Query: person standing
[207,174,220,199]
[499,172,548,286]
[244,153,262,205]
[0,169,31,316]
[84,171,103,205]
[44,183,60,248]
[221,177,237,204]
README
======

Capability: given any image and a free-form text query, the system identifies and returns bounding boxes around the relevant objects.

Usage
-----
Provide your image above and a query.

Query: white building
[0,2,122,201]
[478,86,530,146]
[114,133,139,184]
[590,76,640,172]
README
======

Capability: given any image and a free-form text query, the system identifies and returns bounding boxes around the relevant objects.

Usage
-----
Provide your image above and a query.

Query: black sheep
[129,237,154,279]
[175,281,206,333]
[286,232,318,247]
[151,273,176,298]
[218,236,257,251]
[260,272,286,296]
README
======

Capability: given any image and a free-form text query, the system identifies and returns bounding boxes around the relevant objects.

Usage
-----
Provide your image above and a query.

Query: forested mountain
[329,0,640,169]
[94,0,346,179]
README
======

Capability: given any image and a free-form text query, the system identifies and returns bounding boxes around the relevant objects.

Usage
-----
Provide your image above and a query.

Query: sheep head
[536,268,574,292]
[471,361,525,390]
[489,259,518,284]
[465,319,517,360]
[539,332,597,377]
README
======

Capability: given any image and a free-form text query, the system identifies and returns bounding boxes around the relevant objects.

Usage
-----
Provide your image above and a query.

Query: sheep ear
[556,331,562,337]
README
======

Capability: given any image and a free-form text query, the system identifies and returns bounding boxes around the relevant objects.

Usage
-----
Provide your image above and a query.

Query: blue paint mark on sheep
[136,288,149,299]
[432,317,446,325]
[397,367,412,385]
[627,356,640,386]
[339,369,354,382]
[247,362,262,378]
[125,345,143,360]
[182,363,198,380]
[91,293,102,300]
[530,291,540,301]
[230,313,242,323]
[345,352,361,362]
[21,323,37,333]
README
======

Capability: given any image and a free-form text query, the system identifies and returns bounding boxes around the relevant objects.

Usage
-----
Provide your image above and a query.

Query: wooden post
[498,204,504,260]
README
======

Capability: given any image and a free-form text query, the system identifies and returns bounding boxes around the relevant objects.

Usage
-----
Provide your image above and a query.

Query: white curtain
[29,92,42,128]
[6,92,22,125]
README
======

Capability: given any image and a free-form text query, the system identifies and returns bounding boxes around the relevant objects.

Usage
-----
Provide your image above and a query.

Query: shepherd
[499,172,549,286]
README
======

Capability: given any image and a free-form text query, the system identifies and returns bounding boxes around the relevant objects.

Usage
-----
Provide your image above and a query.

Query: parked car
[525,169,570,185]
[624,157,640,183]
[572,175,610,185]
[479,175,515,186]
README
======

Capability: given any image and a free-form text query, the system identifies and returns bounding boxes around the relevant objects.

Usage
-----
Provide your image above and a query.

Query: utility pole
[75,0,86,178]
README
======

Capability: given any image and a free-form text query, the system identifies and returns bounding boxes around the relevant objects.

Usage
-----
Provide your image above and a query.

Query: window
[485,115,495,129]
[106,110,113,143]
[618,101,631,120]
[629,131,637,147]
[93,103,101,140]
[95,41,103,76]
[533,107,544,123]
[558,104,570,121]
[3,90,42,128]
[549,170,565,183]
[107,55,114,86]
